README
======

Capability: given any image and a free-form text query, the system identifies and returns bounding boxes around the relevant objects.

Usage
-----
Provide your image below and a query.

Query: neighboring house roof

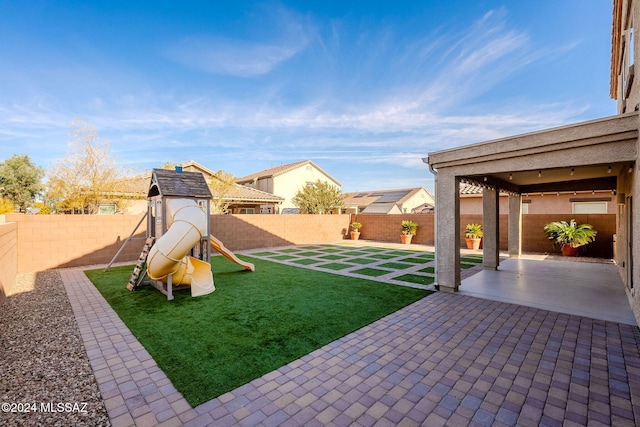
[412,203,435,214]
[361,202,403,214]
[180,160,219,177]
[344,187,434,215]
[236,160,342,186]
[180,160,283,203]
[459,183,483,195]
[112,174,151,198]
[281,208,300,214]
[343,187,432,209]
[221,184,284,203]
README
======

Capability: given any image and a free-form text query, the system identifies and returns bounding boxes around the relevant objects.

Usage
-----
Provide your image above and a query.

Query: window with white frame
[572,202,607,214]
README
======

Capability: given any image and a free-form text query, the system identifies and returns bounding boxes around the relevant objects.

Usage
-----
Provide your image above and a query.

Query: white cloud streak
[163,36,305,77]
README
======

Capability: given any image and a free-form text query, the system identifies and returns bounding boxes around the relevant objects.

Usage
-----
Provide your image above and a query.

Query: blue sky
[0,1,616,193]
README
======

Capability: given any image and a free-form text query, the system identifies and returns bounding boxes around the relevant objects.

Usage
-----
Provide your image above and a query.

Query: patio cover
[426,112,638,292]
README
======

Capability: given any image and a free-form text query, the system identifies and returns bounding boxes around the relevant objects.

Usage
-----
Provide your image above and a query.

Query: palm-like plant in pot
[465,223,483,250]
[401,220,418,244]
[350,222,362,240]
[543,219,597,256]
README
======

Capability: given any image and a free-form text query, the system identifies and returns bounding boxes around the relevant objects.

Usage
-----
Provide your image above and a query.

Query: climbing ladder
[126,237,155,291]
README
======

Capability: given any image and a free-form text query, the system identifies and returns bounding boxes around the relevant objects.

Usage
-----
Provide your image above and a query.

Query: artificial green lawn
[85,256,431,407]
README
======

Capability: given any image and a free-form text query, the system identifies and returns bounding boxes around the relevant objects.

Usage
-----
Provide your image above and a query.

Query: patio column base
[435,284,459,293]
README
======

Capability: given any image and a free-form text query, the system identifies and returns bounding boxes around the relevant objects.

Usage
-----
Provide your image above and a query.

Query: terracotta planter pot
[401,234,413,244]
[561,244,580,257]
[350,231,360,240]
[465,238,481,250]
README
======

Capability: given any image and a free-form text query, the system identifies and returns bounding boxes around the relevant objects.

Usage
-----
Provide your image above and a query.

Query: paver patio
[60,244,640,426]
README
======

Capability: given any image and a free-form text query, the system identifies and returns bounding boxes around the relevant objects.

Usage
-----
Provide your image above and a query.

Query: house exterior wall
[612,0,640,325]
[273,165,341,211]
[615,135,639,324]
[123,199,147,215]
[253,177,274,194]
[400,189,435,213]
[615,0,639,114]
[460,192,616,214]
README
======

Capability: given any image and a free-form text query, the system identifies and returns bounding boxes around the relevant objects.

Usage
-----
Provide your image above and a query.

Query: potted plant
[465,223,483,250]
[401,220,418,244]
[543,219,597,257]
[350,222,362,240]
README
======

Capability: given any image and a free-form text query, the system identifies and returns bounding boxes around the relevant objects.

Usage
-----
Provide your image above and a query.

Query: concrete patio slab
[459,257,637,325]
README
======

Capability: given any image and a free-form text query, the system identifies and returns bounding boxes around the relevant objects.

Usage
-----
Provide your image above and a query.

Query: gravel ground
[0,270,110,427]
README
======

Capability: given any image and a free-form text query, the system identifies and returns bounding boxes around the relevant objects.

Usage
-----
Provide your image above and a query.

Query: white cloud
[163,36,304,77]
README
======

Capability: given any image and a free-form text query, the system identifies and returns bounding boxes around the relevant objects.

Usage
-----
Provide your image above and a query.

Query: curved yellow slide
[209,235,255,271]
[147,199,215,297]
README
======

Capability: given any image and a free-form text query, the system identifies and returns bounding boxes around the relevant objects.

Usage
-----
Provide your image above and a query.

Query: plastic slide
[147,199,215,297]
[209,235,255,271]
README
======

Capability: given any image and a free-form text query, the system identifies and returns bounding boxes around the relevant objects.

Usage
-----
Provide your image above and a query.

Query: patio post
[508,193,522,258]
[482,187,500,270]
[435,171,460,291]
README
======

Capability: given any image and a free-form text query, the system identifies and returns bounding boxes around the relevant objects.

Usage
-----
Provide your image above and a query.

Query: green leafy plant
[543,219,597,248]
[465,223,483,239]
[401,220,418,235]
[351,222,362,231]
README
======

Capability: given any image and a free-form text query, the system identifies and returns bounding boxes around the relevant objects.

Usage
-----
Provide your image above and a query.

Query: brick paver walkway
[61,264,640,426]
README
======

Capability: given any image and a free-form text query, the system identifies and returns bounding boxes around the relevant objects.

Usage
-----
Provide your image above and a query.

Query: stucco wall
[0,221,18,303]
[615,142,639,327]
[460,193,616,215]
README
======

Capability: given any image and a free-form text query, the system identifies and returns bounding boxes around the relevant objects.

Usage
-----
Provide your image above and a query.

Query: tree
[0,198,14,214]
[292,180,344,214]
[160,161,178,170]
[0,154,45,212]
[46,118,126,214]
[206,170,237,214]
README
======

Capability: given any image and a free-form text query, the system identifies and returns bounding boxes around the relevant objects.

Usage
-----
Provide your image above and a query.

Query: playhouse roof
[148,168,213,199]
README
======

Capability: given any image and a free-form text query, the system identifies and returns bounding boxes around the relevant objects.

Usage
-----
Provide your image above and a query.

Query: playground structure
[114,168,254,300]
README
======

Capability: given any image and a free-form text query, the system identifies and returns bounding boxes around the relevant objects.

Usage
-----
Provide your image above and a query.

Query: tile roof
[223,184,284,202]
[459,183,483,195]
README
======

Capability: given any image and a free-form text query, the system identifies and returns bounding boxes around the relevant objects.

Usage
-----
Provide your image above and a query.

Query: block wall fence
[0,213,615,298]
[0,222,18,304]
[350,213,615,258]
